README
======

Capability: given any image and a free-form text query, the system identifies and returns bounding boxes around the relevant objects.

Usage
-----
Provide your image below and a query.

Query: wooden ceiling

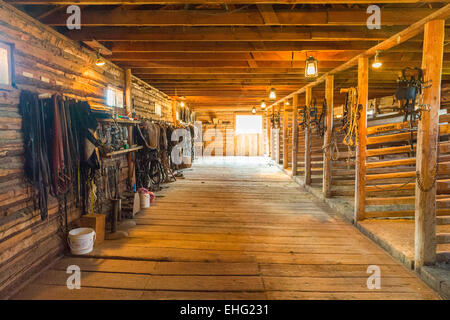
[6,1,450,111]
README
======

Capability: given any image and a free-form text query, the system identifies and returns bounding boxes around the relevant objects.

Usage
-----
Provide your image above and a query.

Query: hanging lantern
[260,100,266,109]
[372,50,382,69]
[285,100,290,106]
[95,52,105,66]
[252,106,256,114]
[305,56,318,80]
[269,88,276,101]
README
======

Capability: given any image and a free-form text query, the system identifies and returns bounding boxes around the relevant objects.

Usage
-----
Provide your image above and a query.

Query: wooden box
[79,214,106,246]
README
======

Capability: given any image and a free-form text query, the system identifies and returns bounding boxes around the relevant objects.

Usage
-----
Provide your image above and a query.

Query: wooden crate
[79,214,106,246]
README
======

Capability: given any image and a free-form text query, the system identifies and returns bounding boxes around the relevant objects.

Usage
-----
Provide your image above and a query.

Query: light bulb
[260,100,266,109]
[95,52,105,66]
[372,51,382,69]
[269,88,276,101]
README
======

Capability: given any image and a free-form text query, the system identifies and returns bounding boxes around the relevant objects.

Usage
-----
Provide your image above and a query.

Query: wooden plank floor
[12,157,440,300]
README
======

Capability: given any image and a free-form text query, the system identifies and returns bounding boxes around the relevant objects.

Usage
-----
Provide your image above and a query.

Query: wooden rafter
[38,8,441,26]
[256,4,279,25]
[4,0,446,4]
[64,26,422,42]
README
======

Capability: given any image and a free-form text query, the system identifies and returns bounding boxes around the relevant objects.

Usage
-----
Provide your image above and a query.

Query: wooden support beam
[304,87,312,186]
[292,93,299,176]
[35,5,64,20]
[415,19,445,267]
[257,4,280,25]
[323,75,334,198]
[65,26,412,42]
[171,99,178,124]
[354,57,368,222]
[125,68,134,189]
[110,41,384,53]
[83,39,113,56]
[270,109,276,161]
[266,111,271,157]
[9,1,443,4]
[40,8,440,27]
[283,101,289,169]
[125,68,132,117]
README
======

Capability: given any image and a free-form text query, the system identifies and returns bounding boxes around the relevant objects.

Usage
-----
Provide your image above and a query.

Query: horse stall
[0,0,450,304]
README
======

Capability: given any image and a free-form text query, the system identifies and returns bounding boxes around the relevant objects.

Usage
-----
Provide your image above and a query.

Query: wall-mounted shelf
[104,146,143,158]
[97,118,141,125]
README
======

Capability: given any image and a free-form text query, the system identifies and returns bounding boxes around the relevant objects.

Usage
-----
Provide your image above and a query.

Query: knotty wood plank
[13,157,439,300]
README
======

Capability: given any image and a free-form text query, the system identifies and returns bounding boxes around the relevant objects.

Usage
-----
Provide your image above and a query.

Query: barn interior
[0,1,449,300]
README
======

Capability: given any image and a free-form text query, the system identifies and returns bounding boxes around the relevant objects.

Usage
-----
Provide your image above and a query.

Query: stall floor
[12,157,440,300]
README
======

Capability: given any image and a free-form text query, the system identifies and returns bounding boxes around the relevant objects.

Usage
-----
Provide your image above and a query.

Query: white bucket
[68,227,96,255]
[140,193,151,208]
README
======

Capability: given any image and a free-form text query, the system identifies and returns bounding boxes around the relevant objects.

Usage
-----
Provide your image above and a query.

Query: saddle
[144,120,160,150]
[159,124,168,151]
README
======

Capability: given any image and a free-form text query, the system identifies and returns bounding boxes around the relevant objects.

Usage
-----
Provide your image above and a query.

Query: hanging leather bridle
[395,67,430,151]
[317,99,327,137]
[270,111,280,129]
[308,97,326,137]
[309,98,319,128]
[20,91,51,221]
[297,105,308,130]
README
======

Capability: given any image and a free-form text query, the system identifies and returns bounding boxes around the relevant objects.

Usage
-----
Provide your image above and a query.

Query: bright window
[0,42,12,86]
[235,115,262,134]
[106,87,124,108]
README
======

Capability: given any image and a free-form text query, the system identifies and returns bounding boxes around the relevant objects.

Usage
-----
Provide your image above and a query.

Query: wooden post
[277,103,283,165]
[266,111,271,157]
[355,57,368,222]
[125,69,133,118]
[283,102,289,169]
[323,75,334,198]
[304,87,312,186]
[125,69,134,189]
[292,94,299,176]
[270,109,276,161]
[171,99,178,124]
[415,19,444,267]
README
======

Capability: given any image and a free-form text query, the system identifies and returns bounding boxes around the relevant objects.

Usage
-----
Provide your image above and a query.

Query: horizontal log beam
[109,41,449,53]
[131,67,331,74]
[117,60,450,69]
[122,61,346,68]
[109,51,450,62]
[41,8,439,27]
[110,41,380,52]
[5,1,445,4]
[65,26,416,42]
[108,51,365,61]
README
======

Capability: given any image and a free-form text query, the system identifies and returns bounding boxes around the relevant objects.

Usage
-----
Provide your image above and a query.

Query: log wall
[131,76,173,122]
[0,2,172,298]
